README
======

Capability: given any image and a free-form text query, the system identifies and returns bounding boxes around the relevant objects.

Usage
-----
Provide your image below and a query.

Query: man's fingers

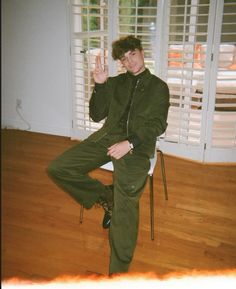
[107,150,121,159]
[104,65,108,74]
[107,148,116,156]
[95,55,102,69]
[107,141,130,159]
[108,144,117,150]
[107,145,118,157]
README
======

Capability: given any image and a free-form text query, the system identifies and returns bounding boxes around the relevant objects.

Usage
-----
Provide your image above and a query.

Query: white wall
[1,0,71,136]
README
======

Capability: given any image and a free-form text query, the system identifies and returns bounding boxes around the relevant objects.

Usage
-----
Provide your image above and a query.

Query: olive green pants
[47,138,150,274]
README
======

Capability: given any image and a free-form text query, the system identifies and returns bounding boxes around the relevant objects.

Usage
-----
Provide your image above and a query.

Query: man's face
[120,49,145,75]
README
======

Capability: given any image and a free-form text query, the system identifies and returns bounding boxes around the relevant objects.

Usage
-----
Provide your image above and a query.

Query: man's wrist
[129,142,134,149]
[127,135,141,148]
[93,82,105,93]
[128,141,134,154]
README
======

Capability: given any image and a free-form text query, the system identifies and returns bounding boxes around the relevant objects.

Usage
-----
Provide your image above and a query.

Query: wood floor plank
[2,129,236,280]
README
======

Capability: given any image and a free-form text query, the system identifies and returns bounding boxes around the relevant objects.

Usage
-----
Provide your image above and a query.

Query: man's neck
[134,66,146,76]
[128,67,146,79]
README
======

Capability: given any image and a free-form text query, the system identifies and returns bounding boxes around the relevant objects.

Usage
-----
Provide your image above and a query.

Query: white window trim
[69,0,236,163]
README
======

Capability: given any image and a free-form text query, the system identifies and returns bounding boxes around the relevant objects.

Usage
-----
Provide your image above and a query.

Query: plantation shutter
[158,0,236,162]
[69,0,236,162]
[70,0,109,140]
[204,0,236,162]
[158,0,211,161]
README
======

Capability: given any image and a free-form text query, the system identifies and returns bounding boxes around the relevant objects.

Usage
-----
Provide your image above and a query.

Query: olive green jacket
[87,69,170,158]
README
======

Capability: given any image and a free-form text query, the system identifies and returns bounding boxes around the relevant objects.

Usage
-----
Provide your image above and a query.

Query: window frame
[69,0,236,162]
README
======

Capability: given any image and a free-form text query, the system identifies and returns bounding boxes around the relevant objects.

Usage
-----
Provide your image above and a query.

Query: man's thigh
[51,139,111,174]
[112,153,150,197]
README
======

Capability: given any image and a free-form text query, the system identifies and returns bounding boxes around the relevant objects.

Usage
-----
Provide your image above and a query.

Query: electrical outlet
[16,99,22,109]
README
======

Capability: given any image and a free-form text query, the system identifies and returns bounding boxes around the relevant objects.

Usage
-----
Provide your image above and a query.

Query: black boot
[97,185,113,229]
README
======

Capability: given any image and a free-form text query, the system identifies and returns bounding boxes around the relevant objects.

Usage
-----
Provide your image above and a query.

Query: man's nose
[126,57,133,64]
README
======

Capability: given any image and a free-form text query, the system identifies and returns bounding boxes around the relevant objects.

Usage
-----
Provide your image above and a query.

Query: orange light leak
[2,270,236,289]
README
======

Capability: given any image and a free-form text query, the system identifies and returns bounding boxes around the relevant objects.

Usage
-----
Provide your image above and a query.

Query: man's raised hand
[93,55,108,84]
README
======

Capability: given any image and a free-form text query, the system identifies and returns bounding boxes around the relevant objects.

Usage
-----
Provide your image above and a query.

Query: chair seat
[100,152,157,176]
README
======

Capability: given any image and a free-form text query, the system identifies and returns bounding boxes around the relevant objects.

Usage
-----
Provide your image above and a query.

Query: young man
[48,35,169,275]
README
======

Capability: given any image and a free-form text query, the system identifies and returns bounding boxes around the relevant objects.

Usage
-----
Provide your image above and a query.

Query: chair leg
[79,205,84,224]
[157,149,168,201]
[149,174,155,241]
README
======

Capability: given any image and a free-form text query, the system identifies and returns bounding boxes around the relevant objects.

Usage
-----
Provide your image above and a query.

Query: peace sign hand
[93,55,108,84]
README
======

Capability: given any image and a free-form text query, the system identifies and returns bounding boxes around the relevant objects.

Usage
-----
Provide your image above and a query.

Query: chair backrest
[100,150,158,176]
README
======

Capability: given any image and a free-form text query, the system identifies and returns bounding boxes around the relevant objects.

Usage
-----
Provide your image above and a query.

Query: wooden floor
[2,129,236,281]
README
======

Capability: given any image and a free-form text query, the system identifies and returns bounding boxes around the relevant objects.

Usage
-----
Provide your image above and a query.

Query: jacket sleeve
[133,81,170,145]
[89,79,112,122]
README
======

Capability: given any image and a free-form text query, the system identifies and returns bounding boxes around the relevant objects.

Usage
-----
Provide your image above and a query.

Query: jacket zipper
[126,79,140,137]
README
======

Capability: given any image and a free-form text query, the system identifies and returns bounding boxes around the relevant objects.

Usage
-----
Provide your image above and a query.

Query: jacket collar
[126,68,151,84]
[125,68,152,95]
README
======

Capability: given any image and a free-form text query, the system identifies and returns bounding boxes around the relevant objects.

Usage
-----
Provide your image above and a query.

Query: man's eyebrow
[119,49,137,60]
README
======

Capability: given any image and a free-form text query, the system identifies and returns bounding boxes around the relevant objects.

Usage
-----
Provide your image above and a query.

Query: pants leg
[109,153,150,274]
[47,139,111,209]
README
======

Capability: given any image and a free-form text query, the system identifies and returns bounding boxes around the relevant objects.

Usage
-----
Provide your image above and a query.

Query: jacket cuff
[127,135,142,148]
[93,82,105,93]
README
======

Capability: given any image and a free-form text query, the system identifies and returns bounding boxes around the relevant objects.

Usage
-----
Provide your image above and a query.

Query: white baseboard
[1,118,71,137]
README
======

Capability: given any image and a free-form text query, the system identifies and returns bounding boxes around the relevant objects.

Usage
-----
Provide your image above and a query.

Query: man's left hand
[107,140,131,159]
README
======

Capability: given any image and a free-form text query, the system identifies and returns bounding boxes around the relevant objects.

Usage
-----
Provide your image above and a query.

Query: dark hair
[112,35,143,60]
